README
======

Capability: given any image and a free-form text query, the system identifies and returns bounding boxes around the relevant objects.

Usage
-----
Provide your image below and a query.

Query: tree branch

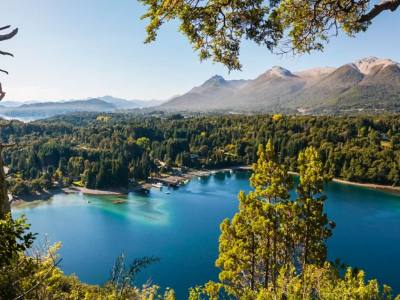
[359,0,400,23]
[0,50,13,57]
[0,27,18,42]
[12,258,63,300]
[0,83,5,101]
[0,26,11,31]
[0,144,16,151]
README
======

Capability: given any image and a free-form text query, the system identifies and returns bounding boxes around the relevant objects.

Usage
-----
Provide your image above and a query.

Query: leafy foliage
[0,213,35,267]
[190,263,399,299]
[138,0,398,69]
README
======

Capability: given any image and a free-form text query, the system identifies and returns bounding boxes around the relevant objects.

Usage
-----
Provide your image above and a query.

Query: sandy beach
[10,187,70,208]
[68,186,127,195]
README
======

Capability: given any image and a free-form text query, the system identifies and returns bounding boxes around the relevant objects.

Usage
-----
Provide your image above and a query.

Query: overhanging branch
[0,25,17,101]
[359,0,400,23]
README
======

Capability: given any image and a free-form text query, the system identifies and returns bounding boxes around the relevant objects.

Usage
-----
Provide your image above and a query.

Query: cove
[13,171,400,299]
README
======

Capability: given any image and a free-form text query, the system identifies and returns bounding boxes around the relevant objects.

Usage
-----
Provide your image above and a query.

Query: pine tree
[216,140,293,297]
[216,142,336,297]
[296,146,334,268]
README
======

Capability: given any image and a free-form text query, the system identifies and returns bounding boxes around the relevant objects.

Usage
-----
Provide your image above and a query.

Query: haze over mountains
[0,96,163,121]
[162,57,400,113]
[1,57,399,121]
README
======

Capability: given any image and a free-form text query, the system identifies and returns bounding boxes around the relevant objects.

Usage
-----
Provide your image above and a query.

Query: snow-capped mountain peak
[351,57,400,75]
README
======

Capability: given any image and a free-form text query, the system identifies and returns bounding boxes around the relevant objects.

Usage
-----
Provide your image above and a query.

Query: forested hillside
[1,113,400,195]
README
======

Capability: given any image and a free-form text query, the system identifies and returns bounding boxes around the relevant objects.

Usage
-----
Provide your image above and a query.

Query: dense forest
[1,113,400,195]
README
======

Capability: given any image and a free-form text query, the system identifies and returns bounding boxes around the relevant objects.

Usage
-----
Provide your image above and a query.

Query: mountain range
[1,57,399,121]
[161,57,400,113]
[0,96,163,121]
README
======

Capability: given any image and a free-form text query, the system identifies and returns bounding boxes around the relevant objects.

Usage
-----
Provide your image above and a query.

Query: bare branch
[0,26,17,101]
[0,50,13,57]
[1,144,16,149]
[0,83,5,101]
[0,25,11,31]
[0,27,18,42]
[359,0,400,23]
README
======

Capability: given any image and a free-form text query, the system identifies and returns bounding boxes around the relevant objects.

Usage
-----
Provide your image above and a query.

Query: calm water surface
[13,172,400,298]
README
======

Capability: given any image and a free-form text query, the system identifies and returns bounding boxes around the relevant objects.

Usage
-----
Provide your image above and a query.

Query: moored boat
[152,182,163,189]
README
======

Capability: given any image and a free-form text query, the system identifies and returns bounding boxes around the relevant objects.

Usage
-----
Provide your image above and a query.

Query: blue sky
[1,0,400,101]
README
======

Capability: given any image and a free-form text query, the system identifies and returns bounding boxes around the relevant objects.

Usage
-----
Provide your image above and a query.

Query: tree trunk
[264,236,270,289]
[250,234,255,290]
[0,149,10,218]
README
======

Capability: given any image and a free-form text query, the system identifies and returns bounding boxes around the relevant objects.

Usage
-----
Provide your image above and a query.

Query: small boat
[165,191,171,194]
[152,182,163,189]
[229,169,234,174]
[112,199,127,205]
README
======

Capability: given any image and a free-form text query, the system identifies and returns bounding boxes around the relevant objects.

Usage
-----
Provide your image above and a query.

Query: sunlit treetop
[139,0,400,70]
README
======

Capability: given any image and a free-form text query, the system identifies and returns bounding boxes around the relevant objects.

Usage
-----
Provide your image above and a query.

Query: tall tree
[215,142,335,297]
[0,25,17,219]
[296,146,334,268]
[216,140,293,297]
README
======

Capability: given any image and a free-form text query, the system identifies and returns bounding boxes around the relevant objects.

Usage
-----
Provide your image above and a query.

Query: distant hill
[0,96,163,121]
[0,99,115,121]
[161,57,400,113]
[97,96,163,109]
[164,75,248,110]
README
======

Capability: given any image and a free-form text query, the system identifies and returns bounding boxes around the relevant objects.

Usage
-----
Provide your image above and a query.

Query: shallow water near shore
[13,171,400,298]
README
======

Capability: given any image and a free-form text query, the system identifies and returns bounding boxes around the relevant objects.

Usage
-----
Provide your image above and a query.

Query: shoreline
[68,186,127,196]
[11,166,400,207]
[288,171,400,196]
[10,187,73,208]
[331,178,400,195]
[10,166,244,207]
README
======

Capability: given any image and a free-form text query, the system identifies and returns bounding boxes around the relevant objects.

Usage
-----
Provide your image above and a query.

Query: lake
[13,171,400,298]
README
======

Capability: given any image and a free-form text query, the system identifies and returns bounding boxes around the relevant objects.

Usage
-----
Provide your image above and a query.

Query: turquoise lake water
[13,171,400,298]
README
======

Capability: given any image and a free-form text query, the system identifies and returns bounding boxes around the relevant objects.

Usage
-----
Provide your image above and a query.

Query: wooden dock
[153,176,183,187]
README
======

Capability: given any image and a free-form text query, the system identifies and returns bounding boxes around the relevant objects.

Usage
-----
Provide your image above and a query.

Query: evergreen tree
[296,147,334,268]
[216,142,335,297]
[216,140,293,296]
